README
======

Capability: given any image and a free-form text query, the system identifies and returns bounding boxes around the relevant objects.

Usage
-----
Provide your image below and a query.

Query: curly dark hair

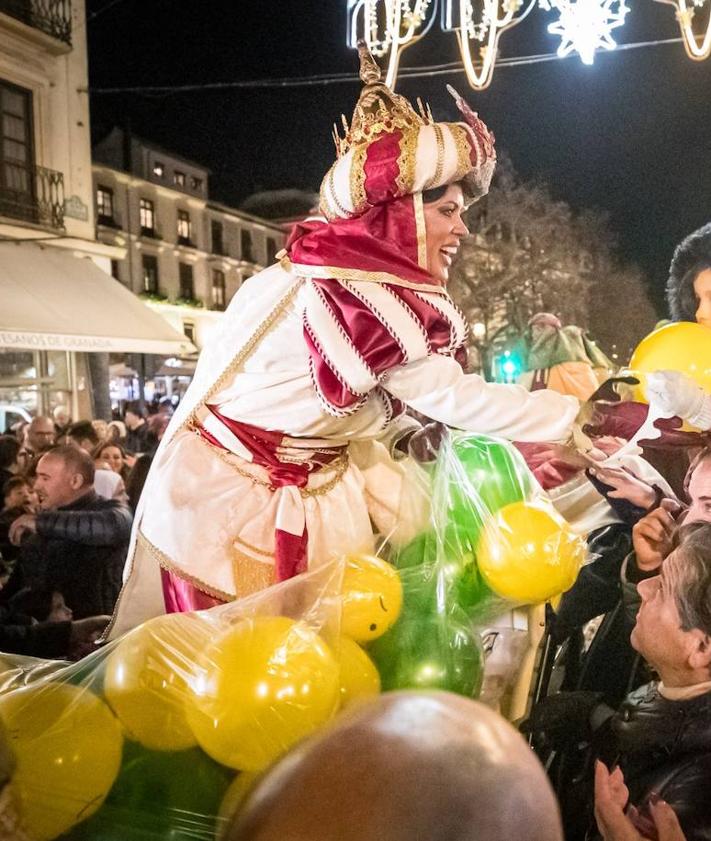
[667,222,711,322]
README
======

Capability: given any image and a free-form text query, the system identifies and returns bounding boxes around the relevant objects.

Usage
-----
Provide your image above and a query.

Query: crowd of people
[1,43,711,841]
[0,401,164,660]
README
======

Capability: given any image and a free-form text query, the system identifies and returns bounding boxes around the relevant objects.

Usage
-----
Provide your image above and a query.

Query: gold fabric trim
[451,124,474,183]
[138,530,236,602]
[281,257,444,294]
[191,427,351,498]
[349,145,368,216]
[319,168,332,219]
[328,166,353,219]
[432,124,445,187]
[232,547,275,599]
[413,192,428,270]
[175,280,303,442]
[234,534,274,559]
[395,126,419,196]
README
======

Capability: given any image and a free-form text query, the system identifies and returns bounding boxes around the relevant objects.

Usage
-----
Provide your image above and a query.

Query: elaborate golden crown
[333,41,433,158]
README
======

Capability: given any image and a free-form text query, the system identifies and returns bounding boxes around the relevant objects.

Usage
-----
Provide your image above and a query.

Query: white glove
[645,370,711,430]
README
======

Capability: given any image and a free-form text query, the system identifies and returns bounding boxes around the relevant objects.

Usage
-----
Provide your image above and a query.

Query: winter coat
[5,491,132,618]
[600,684,711,841]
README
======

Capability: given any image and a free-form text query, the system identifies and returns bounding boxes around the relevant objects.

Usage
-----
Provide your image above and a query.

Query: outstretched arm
[384,353,579,443]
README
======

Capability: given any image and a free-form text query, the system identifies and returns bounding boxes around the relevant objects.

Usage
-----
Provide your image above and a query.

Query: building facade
[0,0,129,420]
[93,128,286,354]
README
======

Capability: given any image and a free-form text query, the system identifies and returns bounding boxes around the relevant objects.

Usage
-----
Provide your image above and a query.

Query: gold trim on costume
[138,530,237,601]
[350,145,368,215]
[413,192,428,270]
[319,167,333,219]
[190,427,351,498]
[174,279,303,443]
[234,534,274,559]
[232,547,275,598]
[451,124,474,182]
[328,166,353,219]
[432,124,445,187]
[281,257,444,294]
[395,126,419,197]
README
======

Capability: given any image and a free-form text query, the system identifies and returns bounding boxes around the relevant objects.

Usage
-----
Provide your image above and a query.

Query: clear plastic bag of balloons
[0,432,586,841]
[0,558,404,841]
[371,430,587,700]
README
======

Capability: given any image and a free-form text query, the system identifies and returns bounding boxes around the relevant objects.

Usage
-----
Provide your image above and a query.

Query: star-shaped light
[546,0,630,65]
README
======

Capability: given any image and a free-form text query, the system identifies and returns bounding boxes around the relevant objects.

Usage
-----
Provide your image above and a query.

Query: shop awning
[0,242,196,355]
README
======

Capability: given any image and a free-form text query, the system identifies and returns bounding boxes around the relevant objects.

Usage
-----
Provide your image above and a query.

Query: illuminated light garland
[443,0,537,90]
[655,0,711,60]
[347,0,709,89]
[543,0,629,65]
[347,0,439,87]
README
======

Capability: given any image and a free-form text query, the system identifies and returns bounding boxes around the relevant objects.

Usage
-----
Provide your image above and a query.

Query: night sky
[86,0,711,313]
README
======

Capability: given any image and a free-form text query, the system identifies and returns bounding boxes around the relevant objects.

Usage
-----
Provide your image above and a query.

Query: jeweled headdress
[319,41,496,221]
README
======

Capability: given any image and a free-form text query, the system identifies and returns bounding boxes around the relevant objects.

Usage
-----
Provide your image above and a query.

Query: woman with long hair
[107,44,583,638]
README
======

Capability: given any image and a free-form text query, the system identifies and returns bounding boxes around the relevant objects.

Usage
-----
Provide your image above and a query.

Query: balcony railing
[0,0,72,44]
[0,164,65,230]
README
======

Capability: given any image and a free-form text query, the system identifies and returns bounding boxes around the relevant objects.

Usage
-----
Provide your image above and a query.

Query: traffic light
[494,349,522,383]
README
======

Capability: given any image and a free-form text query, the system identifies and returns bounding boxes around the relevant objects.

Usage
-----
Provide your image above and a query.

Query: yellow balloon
[337,636,381,709]
[186,616,340,771]
[340,554,403,642]
[0,683,123,840]
[630,322,711,404]
[477,501,584,604]
[104,612,212,751]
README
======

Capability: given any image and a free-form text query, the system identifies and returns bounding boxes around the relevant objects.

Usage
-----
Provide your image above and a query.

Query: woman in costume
[107,45,583,638]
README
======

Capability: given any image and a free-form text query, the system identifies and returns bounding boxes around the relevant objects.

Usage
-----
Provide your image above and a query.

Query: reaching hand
[8,513,38,546]
[645,371,711,430]
[595,761,686,841]
[588,465,658,510]
[407,422,448,464]
[632,499,682,572]
[68,615,111,660]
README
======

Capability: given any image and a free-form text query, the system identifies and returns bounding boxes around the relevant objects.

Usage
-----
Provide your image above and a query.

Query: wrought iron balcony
[0,0,72,45]
[0,164,65,230]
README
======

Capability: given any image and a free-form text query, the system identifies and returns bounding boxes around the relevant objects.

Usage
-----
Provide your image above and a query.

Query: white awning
[0,242,196,355]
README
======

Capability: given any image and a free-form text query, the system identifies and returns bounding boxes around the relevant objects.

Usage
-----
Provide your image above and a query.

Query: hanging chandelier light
[442,0,537,90]
[655,0,711,60]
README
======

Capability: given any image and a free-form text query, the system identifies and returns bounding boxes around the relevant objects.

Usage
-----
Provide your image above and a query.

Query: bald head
[226,692,562,841]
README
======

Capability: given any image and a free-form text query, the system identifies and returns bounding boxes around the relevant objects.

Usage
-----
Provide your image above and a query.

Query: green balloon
[448,435,533,539]
[367,609,485,698]
[61,743,234,840]
[450,552,492,612]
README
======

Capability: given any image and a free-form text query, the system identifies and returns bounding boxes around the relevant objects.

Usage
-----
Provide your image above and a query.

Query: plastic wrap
[0,432,586,840]
[375,431,586,704]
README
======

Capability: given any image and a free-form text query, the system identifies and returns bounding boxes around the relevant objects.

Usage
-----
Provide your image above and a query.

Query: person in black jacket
[525,521,711,841]
[5,445,132,618]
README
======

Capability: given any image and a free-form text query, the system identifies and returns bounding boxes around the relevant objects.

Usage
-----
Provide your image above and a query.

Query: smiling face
[694,268,711,328]
[422,183,468,284]
[98,445,124,474]
[34,453,86,510]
